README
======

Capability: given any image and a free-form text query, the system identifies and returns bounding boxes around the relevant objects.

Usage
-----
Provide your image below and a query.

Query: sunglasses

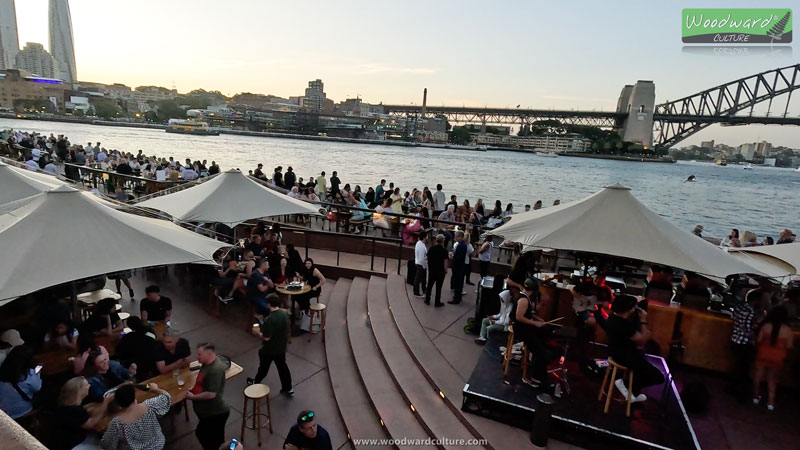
[299,411,315,423]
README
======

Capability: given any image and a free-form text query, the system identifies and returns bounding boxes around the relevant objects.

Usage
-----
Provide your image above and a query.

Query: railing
[62,163,188,196]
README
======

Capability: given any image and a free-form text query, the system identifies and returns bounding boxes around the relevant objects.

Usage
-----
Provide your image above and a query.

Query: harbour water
[2,118,798,241]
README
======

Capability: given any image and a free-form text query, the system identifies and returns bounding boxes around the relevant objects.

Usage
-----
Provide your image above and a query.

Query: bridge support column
[617,80,655,148]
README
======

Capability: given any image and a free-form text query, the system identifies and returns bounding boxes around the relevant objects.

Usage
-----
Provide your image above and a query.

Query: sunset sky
[12,0,800,146]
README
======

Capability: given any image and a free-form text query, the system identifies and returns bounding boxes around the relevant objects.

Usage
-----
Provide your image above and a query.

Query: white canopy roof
[726,249,796,280]
[137,169,320,225]
[486,184,761,279]
[728,243,800,277]
[0,185,227,305]
[0,160,63,205]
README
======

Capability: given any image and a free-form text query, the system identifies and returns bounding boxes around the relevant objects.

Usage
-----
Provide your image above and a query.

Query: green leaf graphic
[767,11,791,42]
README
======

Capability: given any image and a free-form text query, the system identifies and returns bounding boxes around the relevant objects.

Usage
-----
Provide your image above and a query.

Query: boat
[743,163,754,170]
[534,149,558,157]
[165,119,220,136]
[715,157,727,166]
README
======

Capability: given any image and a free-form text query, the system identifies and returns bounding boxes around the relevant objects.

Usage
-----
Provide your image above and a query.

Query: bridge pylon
[616,80,655,148]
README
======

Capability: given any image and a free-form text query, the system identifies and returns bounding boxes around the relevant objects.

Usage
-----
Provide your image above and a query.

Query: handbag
[298,311,311,332]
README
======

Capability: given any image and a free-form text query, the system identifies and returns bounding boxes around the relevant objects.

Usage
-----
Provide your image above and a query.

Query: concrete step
[348,277,434,449]
[324,278,391,449]
[368,276,487,450]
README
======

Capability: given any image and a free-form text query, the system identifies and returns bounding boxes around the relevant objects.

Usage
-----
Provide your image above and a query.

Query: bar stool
[241,384,273,446]
[597,357,634,417]
[308,303,327,342]
[502,326,529,380]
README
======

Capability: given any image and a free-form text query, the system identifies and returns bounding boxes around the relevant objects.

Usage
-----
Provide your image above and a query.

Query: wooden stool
[598,357,634,417]
[502,326,529,379]
[308,303,327,342]
[241,384,273,446]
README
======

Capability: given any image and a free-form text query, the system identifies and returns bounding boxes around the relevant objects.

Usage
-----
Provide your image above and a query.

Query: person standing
[186,343,229,450]
[727,294,758,401]
[433,184,446,213]
[413,234,428,298]
[317,171,327,202]
[425,234,448,307]
[375,179,386,203]
[329,171,341,198]
[753,306,794,410]
[248,294,294,396]
[284,166,296,189]
[477,236,494,280]
[448,231,467,304]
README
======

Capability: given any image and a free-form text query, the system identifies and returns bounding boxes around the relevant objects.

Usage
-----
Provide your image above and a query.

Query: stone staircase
[324,274,536,450]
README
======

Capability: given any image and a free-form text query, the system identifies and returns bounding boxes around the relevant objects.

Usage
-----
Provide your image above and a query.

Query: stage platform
[462,334,701,449]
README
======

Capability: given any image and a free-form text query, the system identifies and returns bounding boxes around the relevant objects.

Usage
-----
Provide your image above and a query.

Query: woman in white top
[100,383,171,450]
[463,232,475,286]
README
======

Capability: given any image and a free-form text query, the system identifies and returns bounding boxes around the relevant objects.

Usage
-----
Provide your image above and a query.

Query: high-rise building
[0,0,20,70]
[303,79,326,113]
[49,0,76,83]
[15,42,57,79]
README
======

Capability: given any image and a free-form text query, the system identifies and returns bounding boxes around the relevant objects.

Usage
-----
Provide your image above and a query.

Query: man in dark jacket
[449,231,467,304]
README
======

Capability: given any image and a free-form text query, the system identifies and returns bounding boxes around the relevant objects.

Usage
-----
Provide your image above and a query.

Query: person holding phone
[0,345,42,420]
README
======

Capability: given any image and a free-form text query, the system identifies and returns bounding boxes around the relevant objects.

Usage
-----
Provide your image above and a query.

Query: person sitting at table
[212,259,240,303]
[0,346,42,420]
[283,410,333,450]
[247,259,274,317]
[436,205,457,247]
[140,285,173,325]
[43,318,79,351]
[401,206,424,245]
[155,330,191,375]
[100,382,171,450]
[284,244,304,278]
[84,349,136,403]
[52,376,113,450]
[270,257,292,285]
[297,258,326,313]
[232,251,257,298]
[373,198,392,237]
[72,334,109,375]
[80,298,123,337]
[245,234,265,257]
[605,295,665,404]
[116,316,157,380]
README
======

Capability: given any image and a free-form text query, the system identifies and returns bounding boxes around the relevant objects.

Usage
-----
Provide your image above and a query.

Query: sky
[11,0,800,147]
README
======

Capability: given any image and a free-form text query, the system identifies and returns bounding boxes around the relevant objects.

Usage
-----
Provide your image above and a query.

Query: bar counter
[537,284,800,383]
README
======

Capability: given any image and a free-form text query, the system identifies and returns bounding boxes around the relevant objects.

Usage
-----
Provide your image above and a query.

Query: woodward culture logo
[682,9,792,43]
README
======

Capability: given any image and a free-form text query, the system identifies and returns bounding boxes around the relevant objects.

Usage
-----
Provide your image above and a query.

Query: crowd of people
[0,276,333,450]
[693,225,796,247]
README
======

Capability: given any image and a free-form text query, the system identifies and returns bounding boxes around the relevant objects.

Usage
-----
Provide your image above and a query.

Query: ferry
[165,119,220,136]
[534,148,558,157]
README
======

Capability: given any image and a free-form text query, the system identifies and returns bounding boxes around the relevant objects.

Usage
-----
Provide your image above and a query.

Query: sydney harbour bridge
[383,63,800,149]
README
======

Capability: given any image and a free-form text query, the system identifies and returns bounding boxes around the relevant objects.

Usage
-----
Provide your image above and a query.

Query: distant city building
[130,85,177,111]
[336,98,385,117]
[48,0,77,83]
[755,140,772,157]
[473,133,592,152]
[0,68,67,110]
[738,142,756,161]
[0,0,19,70]
[700,140,714,149]
[303,79,326,113]
[14,42,58,79]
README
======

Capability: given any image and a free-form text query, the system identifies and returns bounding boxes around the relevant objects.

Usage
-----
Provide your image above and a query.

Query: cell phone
[228,438,238,450]
[34,365,43,374]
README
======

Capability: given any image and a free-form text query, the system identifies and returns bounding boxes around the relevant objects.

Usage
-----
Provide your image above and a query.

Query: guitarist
[514,278,556,388]
[570,273,614,329]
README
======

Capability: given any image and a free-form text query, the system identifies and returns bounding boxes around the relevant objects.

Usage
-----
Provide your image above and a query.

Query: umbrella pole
[70,281,79,322]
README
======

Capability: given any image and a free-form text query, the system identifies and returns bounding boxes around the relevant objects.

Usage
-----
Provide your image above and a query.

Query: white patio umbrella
[0,160,63,205]
[728,243,800,277]
[486,184,762,279]
[136,169,321,226]
[0,185,228,305]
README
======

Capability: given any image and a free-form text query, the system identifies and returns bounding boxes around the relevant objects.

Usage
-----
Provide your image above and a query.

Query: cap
[523,278,539,290]
[695,225,704,231]
[0,329,24,347]
[611,295,638,313]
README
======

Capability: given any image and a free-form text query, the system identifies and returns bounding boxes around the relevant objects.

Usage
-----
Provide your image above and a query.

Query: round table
[275,283,312,326]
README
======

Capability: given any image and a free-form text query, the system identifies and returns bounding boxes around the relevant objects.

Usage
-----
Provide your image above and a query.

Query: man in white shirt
[477,236,494,279]
[433,184,446,212]
[475,289,514,344]
[413,234,428,297]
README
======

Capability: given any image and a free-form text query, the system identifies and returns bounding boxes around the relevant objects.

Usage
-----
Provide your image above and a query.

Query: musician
[605,295,664,404]
[570,273,614,328]
[514,278,554,388]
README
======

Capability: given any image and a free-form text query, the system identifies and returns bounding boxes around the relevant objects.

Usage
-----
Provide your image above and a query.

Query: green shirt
[192,356,229,418]
[317,176,327,191]
[260,309,289,356]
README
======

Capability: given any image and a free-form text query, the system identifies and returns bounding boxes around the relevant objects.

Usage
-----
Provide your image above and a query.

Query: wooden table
[86,360,243,432]
[276,283,311,312]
